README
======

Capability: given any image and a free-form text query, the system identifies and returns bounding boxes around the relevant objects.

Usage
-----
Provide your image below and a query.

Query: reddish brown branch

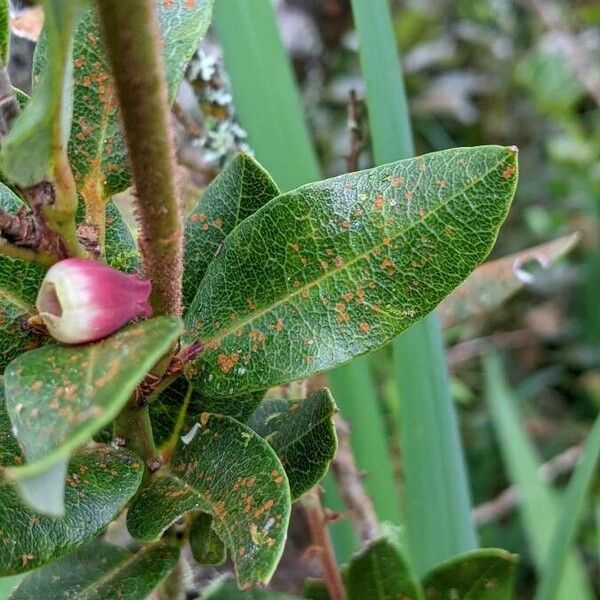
[303,488,347,600]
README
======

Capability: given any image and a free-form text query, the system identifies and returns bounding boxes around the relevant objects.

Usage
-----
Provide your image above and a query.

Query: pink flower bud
[36,258,152,344]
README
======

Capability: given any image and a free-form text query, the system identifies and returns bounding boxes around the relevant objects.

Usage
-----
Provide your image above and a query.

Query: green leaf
[149,376,264,451]
[189,512,226,566]
[0,0,9,65]
[535,413,600,600]
[127,413,291,589]
[104,200,139,273]
[185,145,518,396]
[0,445,144,575]
[183,153,279,309]
[0,184,47,371]
[483,353,594,600]
[346,534,424,600]
[202,580,301,599]
[248,389,338,500]
[0,576,23,599]
[439,234,580,329]
[2,0,88,186]
[4,316,183,483]
[10,540,179,600]
[41,0,214,217]
[422,549,518,600]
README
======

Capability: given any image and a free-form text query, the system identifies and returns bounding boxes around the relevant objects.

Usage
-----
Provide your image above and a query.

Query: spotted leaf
[127,413,291,590]
[10,540,178,599]
[185,146,518,396]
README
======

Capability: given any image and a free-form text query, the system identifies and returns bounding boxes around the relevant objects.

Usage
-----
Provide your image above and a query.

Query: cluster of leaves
[0,1,523,598]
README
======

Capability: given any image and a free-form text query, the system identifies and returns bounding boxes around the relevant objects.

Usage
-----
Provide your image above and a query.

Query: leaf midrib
[199,152,512,348]
[75,545,156,599]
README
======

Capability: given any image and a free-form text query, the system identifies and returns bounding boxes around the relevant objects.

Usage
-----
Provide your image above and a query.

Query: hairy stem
[96,0,183,316]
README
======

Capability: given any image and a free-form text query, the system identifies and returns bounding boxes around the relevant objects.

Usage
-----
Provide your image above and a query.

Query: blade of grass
[212,0,319,191]
[535,412,600,600]
[483,352,594,600]
[214,0,394,559]
[349,0,477,574]
[328,357,403,526]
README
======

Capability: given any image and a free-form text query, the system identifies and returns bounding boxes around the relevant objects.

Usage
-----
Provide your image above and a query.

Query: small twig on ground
[473,443,582,525]
[331,417,379,545]
[346,89,364,173]
[303,487,347,600]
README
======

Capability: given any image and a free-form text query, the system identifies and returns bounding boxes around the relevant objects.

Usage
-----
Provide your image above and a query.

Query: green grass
[483,352,593,600]
[349,0,477,575]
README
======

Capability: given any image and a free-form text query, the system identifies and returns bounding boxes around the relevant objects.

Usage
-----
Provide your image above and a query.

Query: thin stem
[0,239,57,267]
[96,0,183,316]
[45,150,87,258]
[303,488,347,600]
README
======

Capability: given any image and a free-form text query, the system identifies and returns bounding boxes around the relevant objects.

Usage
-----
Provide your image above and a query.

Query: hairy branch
[96,0,183,316]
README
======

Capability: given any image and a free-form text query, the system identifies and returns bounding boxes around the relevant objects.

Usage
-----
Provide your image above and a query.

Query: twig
[522,0,600,107]
[473,444,582,525]
[345,89,364,173]
[96,0,183,317]
[447,329,534,371]
[331,417,379,544]
[303,487,347,600]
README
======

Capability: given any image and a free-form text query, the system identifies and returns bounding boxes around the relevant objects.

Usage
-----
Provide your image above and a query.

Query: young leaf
[189,512,226,566]
[421,549,518,600]
[34,0,214,217]
[483,353,594,600]
[0,186,47,370]
[2,0,88,186]
[4,316,183,481]
[345,534,424,600]
[248,389,338,499]
[127,413,291,589]
[439,234,580,329]
[183,153,280,308]
[10,540,178,599]
[0,445,144,575]
[185,145,518,396]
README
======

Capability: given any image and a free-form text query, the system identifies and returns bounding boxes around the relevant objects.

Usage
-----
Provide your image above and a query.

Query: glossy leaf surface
[127,413,291,589]
[186,146,518,396]
[248,389,337,499]
[4,316,182,479]
[422,549,518,600]
[10,540,178,599]
[184,153,279,308]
